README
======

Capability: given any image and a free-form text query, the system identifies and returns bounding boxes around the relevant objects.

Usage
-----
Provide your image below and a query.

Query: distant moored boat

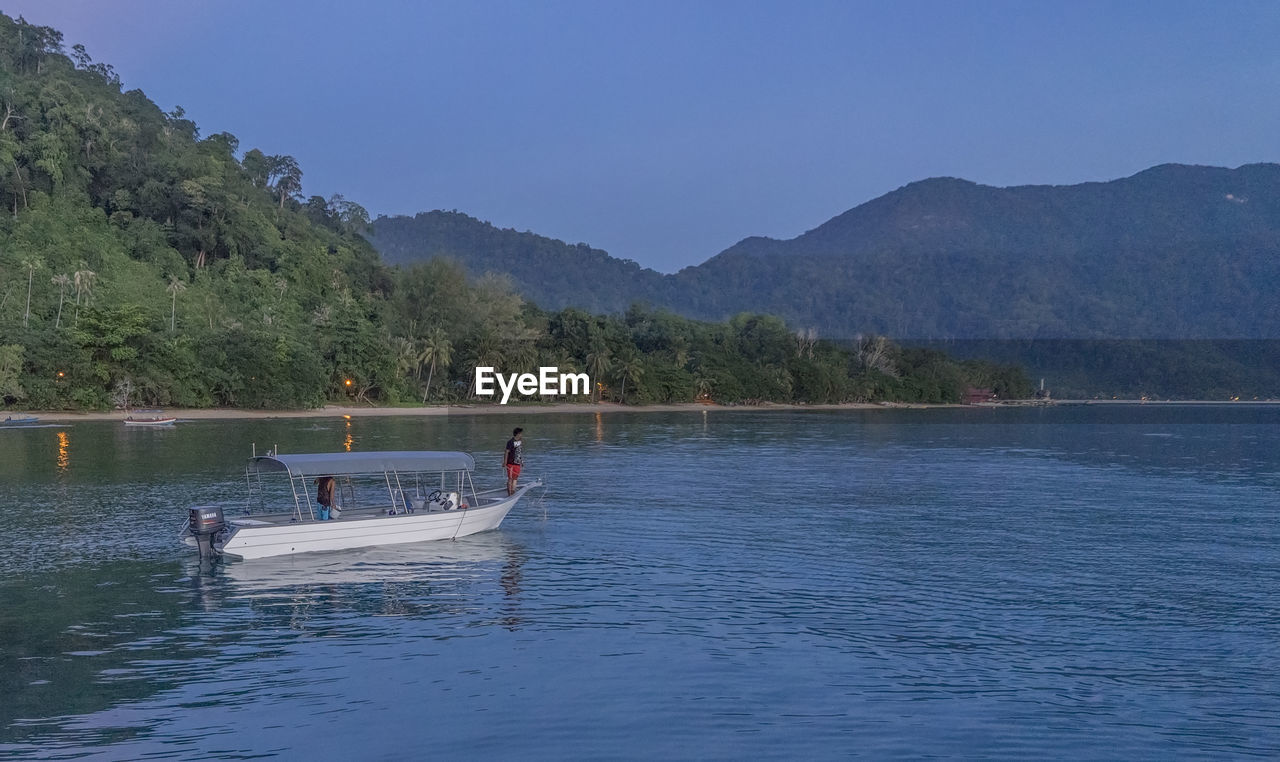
[123,409,177,426]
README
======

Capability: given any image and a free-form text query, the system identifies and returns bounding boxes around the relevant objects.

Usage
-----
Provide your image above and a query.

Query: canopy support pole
[393,469,406,512]
[287,471,308,521]
[464,471,478,507]
[384,470,397,514]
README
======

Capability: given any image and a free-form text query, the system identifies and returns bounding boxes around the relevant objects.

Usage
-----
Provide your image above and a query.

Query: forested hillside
[373,165,1280,339]
[0,13,1024,410]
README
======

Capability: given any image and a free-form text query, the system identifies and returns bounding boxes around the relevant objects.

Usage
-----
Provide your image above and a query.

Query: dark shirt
[316,477,334,506]
[505,438,523,466]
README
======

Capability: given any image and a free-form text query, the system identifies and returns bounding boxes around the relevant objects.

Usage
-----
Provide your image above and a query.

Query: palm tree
[417,328,452,404]
[695,373,714,399]
[617,353,645,404]
[670,336,690,368]
[508,336,540,373]
[20,256,42,327]
[204,293,223,330]
[390,336,417,379]
[72,267,96,326]
[770,365,794,399]
[51,273,70,328]
[166,275,187,331]
[586,344,612,402]
[470,333,504,399]
[548,349,580,374]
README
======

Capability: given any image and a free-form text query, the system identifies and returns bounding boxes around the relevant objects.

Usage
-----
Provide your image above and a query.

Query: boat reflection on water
[196,533,530,630]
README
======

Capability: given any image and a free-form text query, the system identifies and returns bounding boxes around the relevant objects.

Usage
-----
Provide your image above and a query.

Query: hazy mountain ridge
[371,211,673,314]
[371,164,1280,338]
[780,163,1280,257]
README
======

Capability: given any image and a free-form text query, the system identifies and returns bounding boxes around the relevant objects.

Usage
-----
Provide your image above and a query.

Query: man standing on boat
[505,427,524,495]
[316,475,336,520]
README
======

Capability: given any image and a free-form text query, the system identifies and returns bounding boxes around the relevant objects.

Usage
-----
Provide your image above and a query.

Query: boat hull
[124,418,176,426]
[203,482,538,560]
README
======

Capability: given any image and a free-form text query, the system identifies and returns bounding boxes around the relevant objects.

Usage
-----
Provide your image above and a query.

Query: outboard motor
[188,505,226,558]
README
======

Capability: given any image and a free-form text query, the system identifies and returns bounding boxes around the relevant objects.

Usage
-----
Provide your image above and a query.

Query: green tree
[586,342,611,402]
[390,336,418,379]
[616,350,644,404]
[268,154,302,210]
[72,267,96,326]
[468,329,505,398]
[328,194,370,234]
[71,305,155,394]
[50,272,69,328]
[241,148,270,189]
[166,275,186,331]
[694,373,713,399]
[20,255,41,327]
[417,327,452,403]
[0,343,24,403]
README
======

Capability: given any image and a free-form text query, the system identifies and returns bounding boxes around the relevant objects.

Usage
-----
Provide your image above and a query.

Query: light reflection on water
[0,408,1278,758]
[56,430,69,472]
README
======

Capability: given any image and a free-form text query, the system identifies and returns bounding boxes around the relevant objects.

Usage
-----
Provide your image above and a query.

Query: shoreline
[17,401,930,422]
[9,398,1278,423]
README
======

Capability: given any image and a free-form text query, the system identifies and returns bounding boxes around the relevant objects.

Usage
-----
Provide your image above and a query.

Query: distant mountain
[370,211,673,315]
[369,164,1280,338]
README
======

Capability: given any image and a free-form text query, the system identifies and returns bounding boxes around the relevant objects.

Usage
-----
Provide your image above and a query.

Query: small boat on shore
[182,449,541,561]
[124,409,177,426]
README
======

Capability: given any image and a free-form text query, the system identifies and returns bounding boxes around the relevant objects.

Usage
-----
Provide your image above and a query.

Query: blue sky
[6,1,1280,271]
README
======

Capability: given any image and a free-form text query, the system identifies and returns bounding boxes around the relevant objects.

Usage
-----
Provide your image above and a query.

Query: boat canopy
[249,451,475,477]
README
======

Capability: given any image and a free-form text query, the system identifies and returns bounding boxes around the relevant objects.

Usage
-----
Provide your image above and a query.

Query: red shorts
[506,464,522,480]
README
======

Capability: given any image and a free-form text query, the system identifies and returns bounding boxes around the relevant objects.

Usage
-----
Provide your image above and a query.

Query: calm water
[1,407,1278,759]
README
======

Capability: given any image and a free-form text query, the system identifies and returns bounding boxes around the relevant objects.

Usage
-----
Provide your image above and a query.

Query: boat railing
[239,462,492,521]
[384,469,409,513]
[339,476,357,512]
[287,472,313,521]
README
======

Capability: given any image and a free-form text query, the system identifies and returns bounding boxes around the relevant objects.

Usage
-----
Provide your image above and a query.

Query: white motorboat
[182,450,541,561]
